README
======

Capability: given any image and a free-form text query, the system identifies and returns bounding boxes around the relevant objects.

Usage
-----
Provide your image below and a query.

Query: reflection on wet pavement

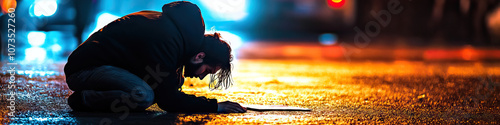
[1,59,499,124]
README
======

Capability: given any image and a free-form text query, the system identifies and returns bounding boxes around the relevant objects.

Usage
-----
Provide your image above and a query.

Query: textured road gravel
[1,59,499,124]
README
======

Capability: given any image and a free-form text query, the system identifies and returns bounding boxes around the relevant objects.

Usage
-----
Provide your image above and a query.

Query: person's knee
[94,65,128,75]
[96,65,118,71]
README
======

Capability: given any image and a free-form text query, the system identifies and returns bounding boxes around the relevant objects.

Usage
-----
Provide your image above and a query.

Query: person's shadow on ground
[70,111,215,124]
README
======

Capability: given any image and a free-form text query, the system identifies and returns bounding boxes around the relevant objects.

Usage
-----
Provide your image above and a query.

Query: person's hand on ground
[217,101,247,113]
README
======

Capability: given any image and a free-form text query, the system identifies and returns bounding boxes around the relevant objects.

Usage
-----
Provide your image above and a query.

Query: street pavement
[1,59,499,124]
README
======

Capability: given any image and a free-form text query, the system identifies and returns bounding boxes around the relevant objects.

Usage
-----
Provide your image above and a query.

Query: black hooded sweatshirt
[64,1,218,113]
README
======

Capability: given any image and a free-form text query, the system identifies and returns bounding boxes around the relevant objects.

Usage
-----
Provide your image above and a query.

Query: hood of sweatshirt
[162,1,205,60]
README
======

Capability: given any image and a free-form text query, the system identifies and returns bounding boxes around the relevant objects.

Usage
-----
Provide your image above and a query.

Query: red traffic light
[327,0,345,8]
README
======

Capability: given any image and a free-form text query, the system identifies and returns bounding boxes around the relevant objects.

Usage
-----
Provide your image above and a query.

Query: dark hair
[202,32,233,90]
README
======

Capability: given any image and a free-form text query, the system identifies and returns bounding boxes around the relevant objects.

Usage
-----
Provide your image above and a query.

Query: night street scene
[1,0,500,124]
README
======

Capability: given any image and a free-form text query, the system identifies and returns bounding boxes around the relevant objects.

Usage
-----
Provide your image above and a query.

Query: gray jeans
[66,65,154,112]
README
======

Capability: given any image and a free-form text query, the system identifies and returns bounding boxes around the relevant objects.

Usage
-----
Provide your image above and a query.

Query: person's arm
[154,69,218,113]
[155,82,246,113]
[154,69,246,113]
[155,88,219,113]
[217,101,247,113]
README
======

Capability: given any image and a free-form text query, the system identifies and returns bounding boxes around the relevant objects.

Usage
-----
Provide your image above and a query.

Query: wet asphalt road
[1,59,500,124]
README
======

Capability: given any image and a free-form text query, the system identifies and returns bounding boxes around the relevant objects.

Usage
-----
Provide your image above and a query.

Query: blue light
[18,70,58,77]
[208,31,243,49]
[27,31,46,47]
[319,33,338,45]
[25,47,47,62]
[200,0,248,21]
[85,12,120,39]
[26,31,77,62]
[33,0,58,17]
[50,44,62,52]
[17,70,25,75]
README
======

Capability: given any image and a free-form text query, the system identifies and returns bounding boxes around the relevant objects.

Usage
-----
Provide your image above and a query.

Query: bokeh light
[25,47,47,62]
[1,0,17,14]
[217,31,243,49]
[327,0,345,8]
[50,44,62,52]
[200,0,248,21]
[28,31,46,47]
[31,0,58,17]
[319,33,338,45]
[85,12,120,40]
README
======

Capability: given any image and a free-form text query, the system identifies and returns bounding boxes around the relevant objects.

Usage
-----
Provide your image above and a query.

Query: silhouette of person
[65,1,246,113]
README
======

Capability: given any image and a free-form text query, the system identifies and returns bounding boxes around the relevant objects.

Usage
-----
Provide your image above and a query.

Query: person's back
[65,10,196,82]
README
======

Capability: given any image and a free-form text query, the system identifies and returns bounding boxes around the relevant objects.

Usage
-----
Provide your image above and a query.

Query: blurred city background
[1,0,500,124]
[1,0,500,63]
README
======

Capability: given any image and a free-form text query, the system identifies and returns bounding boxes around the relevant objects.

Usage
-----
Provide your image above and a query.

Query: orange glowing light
[1,0,17,14]
[462,46,476,61]
[327,0,345,8]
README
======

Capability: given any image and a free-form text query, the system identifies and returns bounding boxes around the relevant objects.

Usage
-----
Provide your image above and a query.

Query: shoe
[68,91,91,112]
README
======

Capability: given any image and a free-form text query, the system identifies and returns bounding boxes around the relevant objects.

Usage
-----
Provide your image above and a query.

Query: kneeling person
[64,1,246,113]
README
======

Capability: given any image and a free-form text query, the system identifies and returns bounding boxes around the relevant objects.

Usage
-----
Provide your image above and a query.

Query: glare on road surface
[1,59,499,124]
